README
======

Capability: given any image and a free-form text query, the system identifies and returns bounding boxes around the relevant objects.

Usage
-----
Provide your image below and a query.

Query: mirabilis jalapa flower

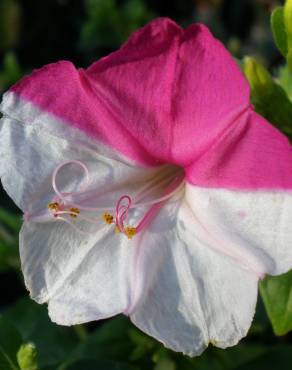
[1,18,292,356]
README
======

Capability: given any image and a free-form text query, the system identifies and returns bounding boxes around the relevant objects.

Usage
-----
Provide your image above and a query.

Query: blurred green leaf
[128,328,156,361]
[284,0,292,70]
[4,298,80,369]
[0,207,21,233]
[154,357,176,370]
[17,343,38,370]
[0,240,19,272]
[0,316,22,370]
[260,270,292,336]
[288,48,292,72]
[243,57,292,138]
[0,207,21,271]
[79,0,154,61]
[284,0,292,44]
[277,65,292,101]
[271,7,288,56]
[0,0,21,51]
[0,52,22,92]
[234,346,292,370]
[75,315,133,362]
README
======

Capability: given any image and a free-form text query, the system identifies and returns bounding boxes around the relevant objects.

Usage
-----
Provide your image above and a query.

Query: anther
[48,202,59,211]
[102,212,114,224]
[69,207,80,218]
[124,226,136,239]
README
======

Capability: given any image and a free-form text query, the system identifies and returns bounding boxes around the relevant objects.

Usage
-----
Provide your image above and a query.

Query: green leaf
[260,270,292,335]
[0,316,22,370]
[277,65,292,101]
[271,7,288,56]
[288,48,292,72]
[284,0,292,71]
[4,298,80,369]
[0,208,21,271]
[0,208,21,233]
[75,316,133,362]
[17,343,39,370]
[128,328,156,361]
[243,57,292,138]
[0,0,21,51]
[284,0,292,46]
[153,357,176,370]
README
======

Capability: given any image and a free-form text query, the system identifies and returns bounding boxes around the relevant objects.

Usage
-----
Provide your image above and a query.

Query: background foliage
[1,0,292,369]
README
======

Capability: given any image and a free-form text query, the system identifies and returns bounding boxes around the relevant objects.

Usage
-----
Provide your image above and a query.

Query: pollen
[102,213,114,224]
[69,207,80,218]
[48,202,59,211]
[124,226,136,239]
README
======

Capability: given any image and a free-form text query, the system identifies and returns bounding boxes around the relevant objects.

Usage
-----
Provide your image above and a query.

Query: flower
[1,18,292,356]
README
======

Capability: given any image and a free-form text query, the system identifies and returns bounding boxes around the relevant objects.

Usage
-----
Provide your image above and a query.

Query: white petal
[129,198,258,356]
[20,221,133,324]
[185,185,292,276]
[0,94,177,323]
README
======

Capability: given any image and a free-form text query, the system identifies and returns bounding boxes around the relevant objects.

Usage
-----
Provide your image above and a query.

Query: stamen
[69,207,80,218]
[124,226,137,239]
[48,202,60,211]
[45,160,185,239]
[102,213,114,224]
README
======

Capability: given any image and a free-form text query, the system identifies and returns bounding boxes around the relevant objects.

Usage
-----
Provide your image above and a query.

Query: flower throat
[47,160,185,239]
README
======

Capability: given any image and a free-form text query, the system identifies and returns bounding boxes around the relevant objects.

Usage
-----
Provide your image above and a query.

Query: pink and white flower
[1,18,292,356]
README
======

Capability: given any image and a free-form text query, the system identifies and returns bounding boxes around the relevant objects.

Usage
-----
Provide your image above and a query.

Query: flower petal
[185,183,292,276]
[4,18,249,166]
[20,220,133,323]
[129,200,258,356]
[186,111,292,190]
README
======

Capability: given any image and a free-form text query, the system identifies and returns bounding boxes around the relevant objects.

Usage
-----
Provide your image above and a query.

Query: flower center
[47,160,185,239]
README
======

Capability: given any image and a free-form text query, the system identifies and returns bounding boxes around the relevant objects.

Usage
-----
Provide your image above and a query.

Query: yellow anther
[102,213,114,224]
[124,226,136,239]
[48,202,59,211]
[69,207,80,218]
[115,225,121,234]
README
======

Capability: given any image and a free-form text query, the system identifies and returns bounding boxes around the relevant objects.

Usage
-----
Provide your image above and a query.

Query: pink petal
[186,111,292,190]
[8,18,250,169]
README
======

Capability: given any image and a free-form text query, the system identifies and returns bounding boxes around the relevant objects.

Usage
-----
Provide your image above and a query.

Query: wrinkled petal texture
[129,199,258,356]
